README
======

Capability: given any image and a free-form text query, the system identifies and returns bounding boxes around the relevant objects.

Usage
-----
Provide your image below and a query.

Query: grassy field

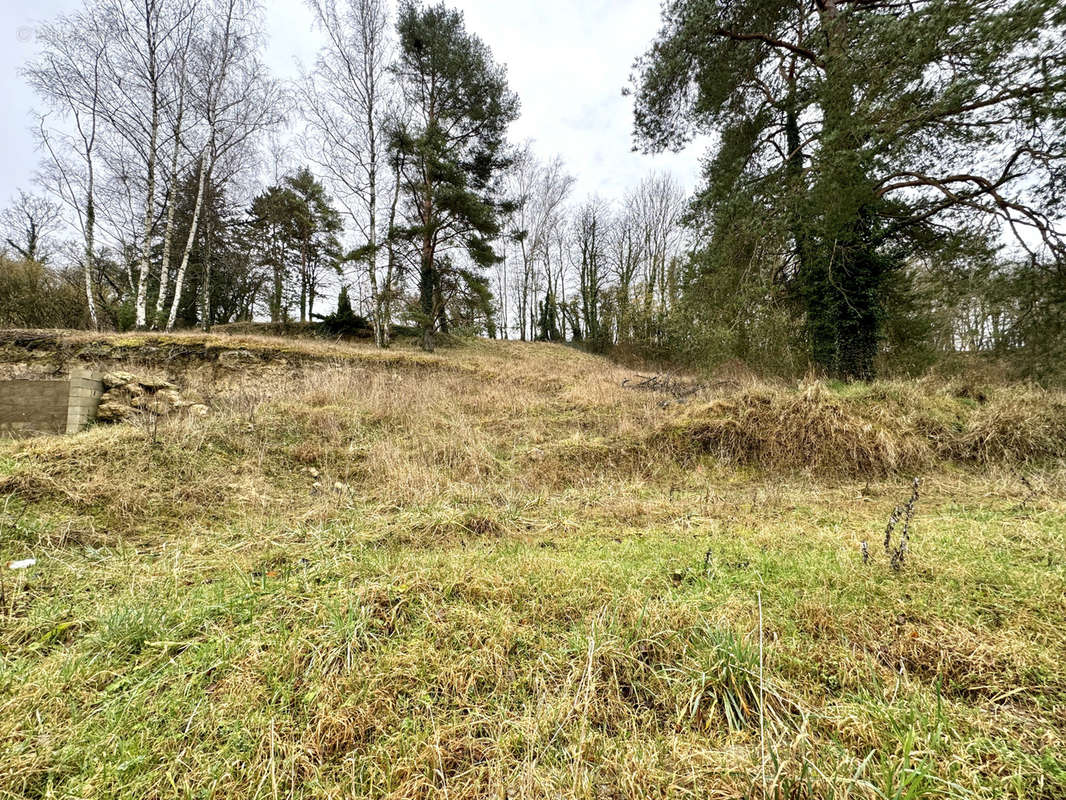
[0,335,1063,799]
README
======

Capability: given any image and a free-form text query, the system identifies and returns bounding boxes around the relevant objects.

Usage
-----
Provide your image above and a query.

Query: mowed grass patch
[0,336,1064,798]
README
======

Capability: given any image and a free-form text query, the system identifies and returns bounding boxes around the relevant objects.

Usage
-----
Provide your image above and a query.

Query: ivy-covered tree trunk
[420,228,436,352]
[809,0,881,381]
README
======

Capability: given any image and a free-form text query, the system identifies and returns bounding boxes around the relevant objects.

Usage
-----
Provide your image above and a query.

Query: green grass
[0,336,1064,798]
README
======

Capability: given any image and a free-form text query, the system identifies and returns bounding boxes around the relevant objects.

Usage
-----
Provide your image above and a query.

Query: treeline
[3,0,1065,380]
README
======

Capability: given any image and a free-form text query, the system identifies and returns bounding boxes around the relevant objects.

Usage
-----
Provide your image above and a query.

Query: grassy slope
[0,336,1063,799]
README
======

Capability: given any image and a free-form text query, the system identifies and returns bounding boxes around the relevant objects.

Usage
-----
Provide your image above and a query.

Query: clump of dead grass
[662,380,1066,476]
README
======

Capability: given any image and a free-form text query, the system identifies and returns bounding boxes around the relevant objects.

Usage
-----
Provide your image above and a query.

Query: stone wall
[0,368,103,437]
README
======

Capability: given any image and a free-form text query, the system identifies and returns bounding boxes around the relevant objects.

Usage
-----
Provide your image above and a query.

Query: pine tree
[631,0,1066,379]
[390,2,519,351]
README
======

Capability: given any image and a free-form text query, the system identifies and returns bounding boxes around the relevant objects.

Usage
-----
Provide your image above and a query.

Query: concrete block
[1,370,103,436]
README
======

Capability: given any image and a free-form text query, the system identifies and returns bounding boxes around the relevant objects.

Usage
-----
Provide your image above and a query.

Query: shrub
[0,256,89,328]
[314,286,371,338]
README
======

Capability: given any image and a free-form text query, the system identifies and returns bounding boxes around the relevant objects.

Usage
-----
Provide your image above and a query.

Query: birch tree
[154,22,197,328]
[301,0,399,346]
[90,0,197,329]
[504,147,575,341]
[23,11,107,329]
[166,0,281,331]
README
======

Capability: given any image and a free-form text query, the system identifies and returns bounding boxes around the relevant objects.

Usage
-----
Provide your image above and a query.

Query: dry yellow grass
[0,334,1063,799]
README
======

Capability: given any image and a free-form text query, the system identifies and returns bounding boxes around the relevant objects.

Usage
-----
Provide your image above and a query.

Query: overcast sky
[1,0,706,213]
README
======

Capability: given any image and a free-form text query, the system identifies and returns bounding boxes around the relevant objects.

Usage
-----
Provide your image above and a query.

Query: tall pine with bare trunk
[390,1,519,352]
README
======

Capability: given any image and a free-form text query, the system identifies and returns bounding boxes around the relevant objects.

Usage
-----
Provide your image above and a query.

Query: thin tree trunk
[200,212,213,331]
[299,239,309,322]
[420,237,435,351]
[135,62,160,329]
[166,153,206,331]
[419,172,436,351]
[366,72,381,347]
[155,94,185,328]
[84,157,99,330]
[381,154,403,348]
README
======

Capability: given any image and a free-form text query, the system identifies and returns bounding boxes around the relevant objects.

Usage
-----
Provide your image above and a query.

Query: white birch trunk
[165,153,206,331]
[135,89,160,329]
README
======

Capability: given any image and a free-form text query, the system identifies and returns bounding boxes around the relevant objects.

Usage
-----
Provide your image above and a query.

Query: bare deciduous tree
[503,146,574,340]
[24,11,107,328]
[167,0,281,332]
[1,191,63,264]
[301,0,400,346]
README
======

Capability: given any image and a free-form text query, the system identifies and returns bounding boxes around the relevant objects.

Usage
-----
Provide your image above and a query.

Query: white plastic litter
[7,558,36,570]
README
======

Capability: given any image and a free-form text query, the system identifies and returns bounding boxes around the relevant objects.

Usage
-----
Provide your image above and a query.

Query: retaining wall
[0,368,103,436]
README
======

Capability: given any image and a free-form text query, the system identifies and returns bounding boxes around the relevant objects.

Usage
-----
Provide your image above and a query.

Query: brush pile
[622,373,710,403]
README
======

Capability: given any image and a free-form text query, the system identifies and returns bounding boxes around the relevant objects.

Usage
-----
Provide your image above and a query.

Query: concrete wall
[66,368,103,433]
[0,368,103,437]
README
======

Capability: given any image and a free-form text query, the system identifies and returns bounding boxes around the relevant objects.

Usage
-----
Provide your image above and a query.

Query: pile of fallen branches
[622,373,709,405]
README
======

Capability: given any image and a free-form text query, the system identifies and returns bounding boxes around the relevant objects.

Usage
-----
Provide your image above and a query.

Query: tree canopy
[631,0,1066,379]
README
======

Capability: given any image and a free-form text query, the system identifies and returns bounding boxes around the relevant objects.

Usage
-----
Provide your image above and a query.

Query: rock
[143,398,171,415]
[132,394,174,414]
[139,375,177,390]
[91,371,205,424]
[155,388,182,405]
[102,370,138,388]
[218,349,259,369]
[95,402,135,422]
[99,388,129,405]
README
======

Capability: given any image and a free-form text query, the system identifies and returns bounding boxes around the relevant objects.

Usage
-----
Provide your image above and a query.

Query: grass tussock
[665,379,1066,475]
[0,334,1064,798]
